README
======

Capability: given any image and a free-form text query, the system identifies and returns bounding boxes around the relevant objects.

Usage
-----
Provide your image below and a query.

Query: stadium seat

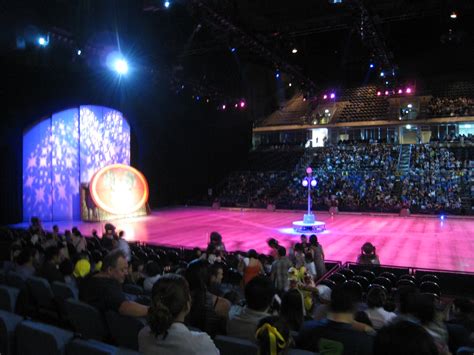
[352,275,370,290]
[399,274,416,282]
[420,274,440,284]
[105,310,145,350]
[66,338,140,355]
[371,276,392,290]
[379,272,397,284]
[358,270,376,283]
[5,271,27,290]
[52,281,78,319]
[420,281,441,296]
[16,320,74,355]
[26,276,58,317]
[214,335,258,355]
[338,268,355,280]
[319,279,337,289]
[64,298,108,340]
[0,310,23,355]
[0,285,19,312]
[396,279,417,288]
[328,273,347,285]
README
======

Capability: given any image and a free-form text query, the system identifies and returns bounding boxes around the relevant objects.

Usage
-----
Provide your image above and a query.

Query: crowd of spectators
[427,97,474,117]
[2,222,474,354]
[215,141,473,215]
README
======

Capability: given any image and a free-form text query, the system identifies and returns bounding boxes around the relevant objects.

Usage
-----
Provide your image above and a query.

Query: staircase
[398,144,412,175]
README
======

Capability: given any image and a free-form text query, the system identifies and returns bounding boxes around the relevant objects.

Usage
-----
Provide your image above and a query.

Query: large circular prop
[90,164,149,215]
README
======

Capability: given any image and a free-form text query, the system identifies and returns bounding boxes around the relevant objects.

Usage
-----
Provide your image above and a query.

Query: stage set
[19,106,474,274]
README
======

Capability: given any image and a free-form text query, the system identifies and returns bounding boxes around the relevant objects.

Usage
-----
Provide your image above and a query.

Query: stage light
[406,124,412,129]
[385,90,389,95]
[323,94,328,100]
[37,36,48,47]
[311,179,317,187]
[380,71,385,77]
[196,96,200,101]
[385,81,389,85]
[114,58,128,75]
[292,48,298,54]
[407,104,413,108]
[440,215,445,220]
[450,12,457,19]
[377,91,381,96]
[222,104,226,110]
[302,179,309,187]
[369,63,374,69]
[234,103,238,108]
[330,93,335,99]
[398,89,403,94]
[275,72,280,79]
[164,1,170,8]
[206,98,210,103]
[240,101,246,108]
[303,97,306,101]
[77,49,82,56]
[230,47,236,53]
[306,167,313,174]
[406,87,412,94]
[324,109,329,113]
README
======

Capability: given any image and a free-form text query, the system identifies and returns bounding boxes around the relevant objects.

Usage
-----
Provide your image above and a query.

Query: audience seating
[16,320,74,355]
[52,281,78,320]
[5,271,27,290]
[26,276,58,318]
[0,285,19,312]
[64,298,109,341]
[0,310,23,355]
[105,310,145,350]
[66,338,140,355]
[214,335,258,355]
[122,284,144,296]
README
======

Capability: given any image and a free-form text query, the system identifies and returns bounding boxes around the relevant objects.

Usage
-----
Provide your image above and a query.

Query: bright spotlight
[450,12,457,19]
[275,72,280,79]
[288,83,292,87]
[330,93,335,99]
[380,71,385,77]
[398,89,403,94]
[77,49,82,56]
[369,63,374,69]
[292,48,298,54]
[230,47,236,53]
[377,91,381,96]
[406,124,412,129]
[240,101,246,108]
[323,94,328,100]
[407,104,413,108]
[311,179,317,187]
[384,90,389,95]
[302,180,309,187]
[37,36,48,47]
[222,104,226,110]
[164,1,170,8]
[440,215,445,220]
[406,87,412,94]
[114,59,128,75]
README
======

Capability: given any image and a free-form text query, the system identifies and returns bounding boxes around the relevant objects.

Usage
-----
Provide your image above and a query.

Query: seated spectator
[256,316,291,355]
[127,257,145,286]
[208,231,226,254]
[296,282,374,354]
[374,320,439,355]
[356,242,380,265]
[37,246,65,283]
[227,275,275,340]
[364,287,396,329]
[207,263,224,296]
[79,249,149,317]
[185,259,230,337]
[312,284,332,321]
[280,288,306,332]
[243,249,264,285]
[143,261,162,293]
[271,246,293,293]
[71,227,87,254]
[138,274,219,355]
[14,247,36,279]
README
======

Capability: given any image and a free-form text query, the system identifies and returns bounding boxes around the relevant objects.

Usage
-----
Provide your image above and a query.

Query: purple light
[406,87,412,94]
[302,179,309,187]
[385,90,389,96]
[323,94,328,100]
[330,93,335,99]
[234,104,238,108]
[306,167,313,174]
[377,91,381,96]
[240,101,246,108]
[398,89,403,94]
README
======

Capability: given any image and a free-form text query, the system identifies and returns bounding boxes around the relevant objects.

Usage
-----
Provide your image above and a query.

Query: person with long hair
[309,235,326,278]
[138,274,219,355]
[256,316,290,355]
[280,289,305,332]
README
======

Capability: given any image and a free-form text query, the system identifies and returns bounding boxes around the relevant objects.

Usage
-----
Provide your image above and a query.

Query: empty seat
[66,338,140,355]
[214,335,258,355]
[420,274,440,284]
[64,298,108,340]
[399,274,416,282]
[0,285,19,312]
[397,279,416,288]
[52,282,77,319]
[420,281,441,296]
[26,276,58,317]
[105,310,145,350]
[0,310,23,355]
[16,320,73,355]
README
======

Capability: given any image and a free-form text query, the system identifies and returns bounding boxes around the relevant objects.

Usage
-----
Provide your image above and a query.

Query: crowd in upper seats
[427,97,474,117]
[215,141,473,215]
[3,222,474,354]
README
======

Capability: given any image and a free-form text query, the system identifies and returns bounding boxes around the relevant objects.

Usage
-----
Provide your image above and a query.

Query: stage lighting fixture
[196,96,200,101]
[311,179,317,187]
[222,104,226,110]
[302,179,309,187]
[377,91,381,96]
[406,124,412,129]
[380,71,385,77]
[407,104,413,108]
[330,93,335,99]
[398,89,403,94]
[77,49,82,56]
[406,87,412,94]
[450,12,457,19]
[292,48,298,54]
[37,36,48,47]
[234,103,238,108]
[275,72,280,79]
[323,94,328,100]
[289,83,292,87]
[231,47,236,52]
[114,58,128,75]
[164,1,170,8]
[240,101,246,108]
[369,63,374,69]
[385,90,389,95]
[440,215,445,220]
[385,81,389,85]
